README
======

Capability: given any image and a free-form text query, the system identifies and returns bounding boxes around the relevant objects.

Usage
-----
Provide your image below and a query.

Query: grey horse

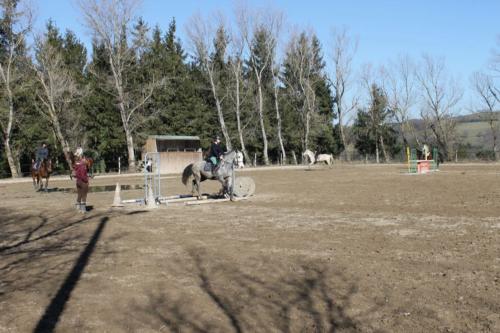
[182,150,237,200]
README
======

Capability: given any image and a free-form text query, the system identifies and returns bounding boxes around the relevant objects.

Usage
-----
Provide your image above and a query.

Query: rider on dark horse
[208,136,224,173]
[34,142,49,170]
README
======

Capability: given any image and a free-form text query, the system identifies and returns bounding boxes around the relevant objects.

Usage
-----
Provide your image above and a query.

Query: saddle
[204,161,221,173]
[204,162,213,172]
[33,160,43,171]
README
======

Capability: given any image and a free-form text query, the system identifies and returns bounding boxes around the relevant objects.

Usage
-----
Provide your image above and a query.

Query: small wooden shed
[143,135,203,174]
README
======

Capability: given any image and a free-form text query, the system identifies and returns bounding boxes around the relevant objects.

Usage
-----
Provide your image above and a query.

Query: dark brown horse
[31,159,53,191]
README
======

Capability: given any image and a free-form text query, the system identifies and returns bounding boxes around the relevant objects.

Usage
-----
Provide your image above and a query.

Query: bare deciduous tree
[271,60,286,164]
[237,6,282,165]
[186,13,232,151]
[227,25,249,162]
[471,71,499,160]
[34,37,83,170]
[285,31,320,153]
[329,27,358,159]
[416,55,463,160]
[267,18,287,164]
[382,55,418,147]
[0,0,32,177]
[78,0,160,170]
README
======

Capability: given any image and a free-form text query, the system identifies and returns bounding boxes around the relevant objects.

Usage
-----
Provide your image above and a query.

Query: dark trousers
[76,180,89,203]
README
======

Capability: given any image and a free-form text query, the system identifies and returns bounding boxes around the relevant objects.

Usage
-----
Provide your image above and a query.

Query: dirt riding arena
[1,164,499,332]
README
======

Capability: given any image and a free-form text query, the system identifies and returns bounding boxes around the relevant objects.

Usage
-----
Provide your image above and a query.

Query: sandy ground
[0,164,499,332]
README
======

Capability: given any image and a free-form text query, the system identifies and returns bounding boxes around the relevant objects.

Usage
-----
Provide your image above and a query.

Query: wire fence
[1,148,498,179]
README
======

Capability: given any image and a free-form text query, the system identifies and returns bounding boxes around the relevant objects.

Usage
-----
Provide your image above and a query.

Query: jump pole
[144,152,161,206]
[406,146,410,172]
[185,196,249,206]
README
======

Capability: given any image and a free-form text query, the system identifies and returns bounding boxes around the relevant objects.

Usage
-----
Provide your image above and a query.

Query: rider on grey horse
[34,142,49,170]
[208,136,223,172]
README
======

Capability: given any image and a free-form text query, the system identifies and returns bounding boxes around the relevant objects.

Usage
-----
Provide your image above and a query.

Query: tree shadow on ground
[135,248,382,332]
[0,208,101,299]
[0,208,140,300]
[33,216,109,333]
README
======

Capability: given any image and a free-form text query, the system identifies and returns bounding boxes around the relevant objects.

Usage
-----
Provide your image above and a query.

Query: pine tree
[353,84,399,161]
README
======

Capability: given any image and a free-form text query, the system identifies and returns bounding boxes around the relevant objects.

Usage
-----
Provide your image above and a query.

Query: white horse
[235,150,244,168]
[303,149,316,165]
[302,149,334,166]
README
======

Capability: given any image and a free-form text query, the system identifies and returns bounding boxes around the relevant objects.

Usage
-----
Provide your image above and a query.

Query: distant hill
[454,111,500,123]
[406,111,500,148]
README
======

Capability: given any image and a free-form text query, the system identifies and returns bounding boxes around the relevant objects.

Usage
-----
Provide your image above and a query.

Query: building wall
[159,151,202,174]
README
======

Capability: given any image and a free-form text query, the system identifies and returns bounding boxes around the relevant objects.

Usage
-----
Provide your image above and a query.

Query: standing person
[34,142,49,170]
[208,136,224,172]
[423,144,430,160]
[73,147,89,213]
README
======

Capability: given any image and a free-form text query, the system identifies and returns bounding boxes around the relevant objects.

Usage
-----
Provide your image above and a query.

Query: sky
[35,0,500,107]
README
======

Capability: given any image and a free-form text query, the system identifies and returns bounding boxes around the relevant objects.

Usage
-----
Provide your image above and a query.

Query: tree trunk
[400,122,409,148]
[3,136,20,177]
[274,85,286,164]
[489,120,498,161]
[0,78,20,177]
[430,124,449,161]
[304,110,311,151]
[116,101,136,170]
[215,98,232,151]
[124,124,136,171]
[52,115,74,170]
[380,135,390,162]
[338,109,349,160]
[234,69,249,162]
[257,82,269,165]
[291,150,298,165]
[2,97,20,177]
[375,139,380,164]
[207,68,232,151]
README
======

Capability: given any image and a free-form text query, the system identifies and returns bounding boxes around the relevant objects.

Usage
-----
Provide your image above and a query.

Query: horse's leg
[32,174,36,190]
[191,179,196,197]
[227,175,235,201]
[44,176,49,192]
[194,174,202,199]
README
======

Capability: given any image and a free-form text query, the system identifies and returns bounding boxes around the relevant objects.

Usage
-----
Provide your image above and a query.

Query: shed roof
[147,135,200,141]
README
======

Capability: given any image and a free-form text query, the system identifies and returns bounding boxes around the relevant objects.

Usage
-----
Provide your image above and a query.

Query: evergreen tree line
[1,1,499,178]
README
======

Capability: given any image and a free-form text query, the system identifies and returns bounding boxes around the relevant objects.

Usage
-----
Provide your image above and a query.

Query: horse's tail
[182,163,194,186]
